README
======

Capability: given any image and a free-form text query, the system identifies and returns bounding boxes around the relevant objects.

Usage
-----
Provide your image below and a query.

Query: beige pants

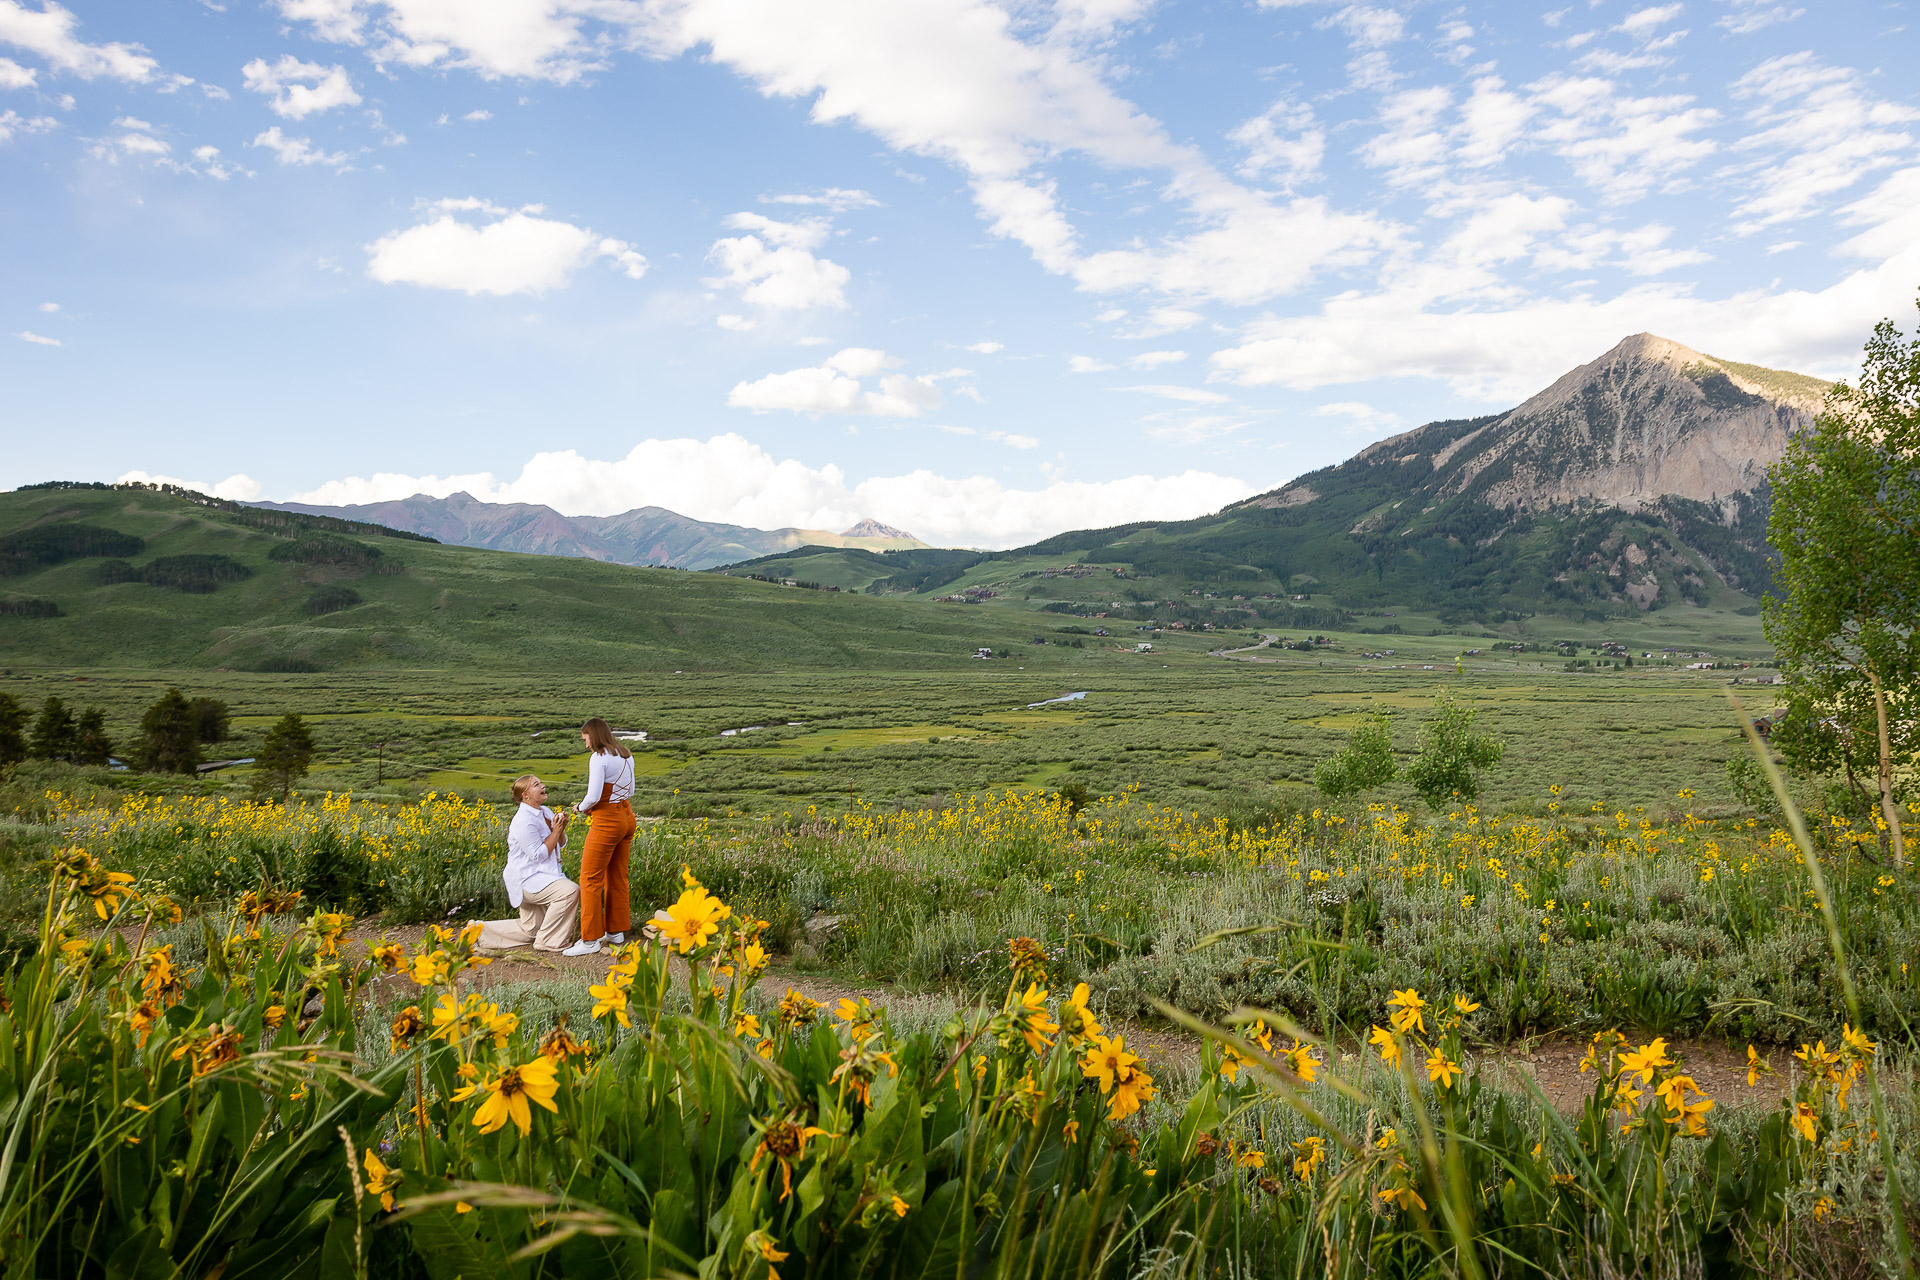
[475,877,580,952]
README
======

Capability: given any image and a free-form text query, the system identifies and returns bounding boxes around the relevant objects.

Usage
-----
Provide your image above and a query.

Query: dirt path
[346,923,1795,1113]
[1215,633,1278,659]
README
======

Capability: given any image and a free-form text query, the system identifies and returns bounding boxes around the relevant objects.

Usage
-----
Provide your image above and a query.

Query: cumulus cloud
[706,212,851,311]
[241,54,361,118]
[15,329,59,345]
[285,433,1255,548]
[117,469,262,500]
[964,340,1003,354]
[1068,355,1114,373]
[0,0,165,82]
[365,197,647,295]
[271,0,643,82]
[727,348,962,417]
[1228,97,1323,187]
[250,125,354,168]
[0,53,33,87]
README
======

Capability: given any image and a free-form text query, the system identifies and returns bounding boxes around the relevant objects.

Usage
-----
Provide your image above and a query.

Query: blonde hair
[510,774,541,803]
[581,717,632,759]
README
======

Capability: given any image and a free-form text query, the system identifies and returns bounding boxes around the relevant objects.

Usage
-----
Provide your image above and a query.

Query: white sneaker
[561,938,603,957]
[604,932,626,945]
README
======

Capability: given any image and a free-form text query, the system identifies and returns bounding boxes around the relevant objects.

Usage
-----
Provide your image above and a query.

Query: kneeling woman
[473,774,579,952]
[563,717,637,956]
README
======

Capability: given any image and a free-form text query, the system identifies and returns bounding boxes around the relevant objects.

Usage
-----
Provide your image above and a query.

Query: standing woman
[562,717,638,957]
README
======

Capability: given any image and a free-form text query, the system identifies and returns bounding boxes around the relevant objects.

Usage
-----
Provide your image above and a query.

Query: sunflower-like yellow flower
[834,997,878,1041]
[1082,1032,1140,1093]
[745,1230,789,1280]
[1284,1039,1319,1083]
[1655,1074,1715,1137]
[1386,989,1426,1035]
[390,1005,424,1052]
[778,987,822,1030]
[1425,1051,1461,1089]
[1452,994,1481,1015]
[1619,1038,1672,1086]
[1292,1135,1326,1182]
[1791,1101,1819,1143]
[1368,1024,1401,1068]
[751,1115,836,1200]
[1061,982,1103,1042]
[362,1148,404,1212]
[409,949,451,988]
[452,1055,560,1136]
[590,979,631,1028]
[1746,1045,1770,1088]
[652,885,731,953]
[368,941,408,973]
[1013,983,1059,1053]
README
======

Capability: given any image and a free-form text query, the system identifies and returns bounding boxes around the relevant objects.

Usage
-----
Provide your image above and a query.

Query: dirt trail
[346,923,1795,1113]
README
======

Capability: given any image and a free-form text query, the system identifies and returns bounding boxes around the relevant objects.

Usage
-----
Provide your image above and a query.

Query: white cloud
[1123,383,1230,404]
[286,432,1254,549]
[0,106,54,141]
[765,186,878,211]
[716,313,755,331]
[1716,1,1802,33]
[1526,74,1720,202]
[1313,400,1402,435]
[365,197,646,295]
[241,54,361,118]
[1723,54,1917,234]
[1210,165,1920,400]
[1228,97,1323,187]
[0,53,33,87]
[463,108,491,120]
[1764,240,1800,255]
[117,470,262,500]
[727,348,958,417]
[0,0,164,82]
[641,0,1399,309]
[15,329,59,345]
[1124,306,1204,337]
[36,300,56,311]
[1127,349,1185,368]
[1617,4,1682,37]
[250,125,354,169]
[1068,355,1114,373]
[272,0,645,82]
[963,340,1003,354]
[706,211,851,311]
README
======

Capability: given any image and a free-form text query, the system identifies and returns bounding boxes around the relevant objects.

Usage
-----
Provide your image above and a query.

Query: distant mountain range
[251,493,925,570]
[732,333,1830,623]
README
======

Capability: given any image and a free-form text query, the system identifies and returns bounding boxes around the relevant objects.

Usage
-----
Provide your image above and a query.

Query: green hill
[0,485,1088,671]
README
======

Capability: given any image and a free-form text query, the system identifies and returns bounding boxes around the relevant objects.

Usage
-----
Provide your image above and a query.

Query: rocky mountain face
[253,492,925,571]
[1254,334,1829,518]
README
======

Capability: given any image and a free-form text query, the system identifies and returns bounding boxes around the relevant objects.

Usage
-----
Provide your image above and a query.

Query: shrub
[303,584,363,614]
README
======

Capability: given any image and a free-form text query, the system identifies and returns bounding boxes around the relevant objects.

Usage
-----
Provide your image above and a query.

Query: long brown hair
[581,717,631,759]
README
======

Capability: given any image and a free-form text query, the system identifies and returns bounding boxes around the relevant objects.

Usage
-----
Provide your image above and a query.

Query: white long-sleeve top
[504,802,567,908]
[577,750,636,812]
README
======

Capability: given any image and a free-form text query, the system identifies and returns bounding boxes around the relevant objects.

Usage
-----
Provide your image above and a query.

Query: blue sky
[3,0,1917,547]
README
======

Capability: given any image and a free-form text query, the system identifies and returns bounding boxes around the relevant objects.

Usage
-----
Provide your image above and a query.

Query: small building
[1136,642,1154,653]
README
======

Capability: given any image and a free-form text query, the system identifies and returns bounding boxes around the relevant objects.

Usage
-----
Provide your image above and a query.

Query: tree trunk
[1869,671,1908,867]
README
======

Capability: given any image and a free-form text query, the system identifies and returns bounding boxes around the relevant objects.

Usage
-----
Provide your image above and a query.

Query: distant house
[1136,642,1154,652]
[974,647,992,659]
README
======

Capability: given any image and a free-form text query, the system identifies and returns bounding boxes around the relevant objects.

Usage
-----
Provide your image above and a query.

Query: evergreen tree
[253,713,315,802]
[29,697,77,762]
[1404,694,1504,808]
[0,693,25,771]
[74,708,114,767]
[189,696,231,744]
[138,688,201,775]
[1765,302,1920,864]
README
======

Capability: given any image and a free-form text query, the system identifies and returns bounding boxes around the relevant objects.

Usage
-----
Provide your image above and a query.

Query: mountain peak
[841,518,914,539]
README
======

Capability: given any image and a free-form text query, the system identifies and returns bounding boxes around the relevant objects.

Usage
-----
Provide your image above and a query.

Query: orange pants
[579,800,635,941]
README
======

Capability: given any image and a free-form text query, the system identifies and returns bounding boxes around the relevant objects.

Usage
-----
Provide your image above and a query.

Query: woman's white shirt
[504,802,567,907]
[577,749,636,812]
